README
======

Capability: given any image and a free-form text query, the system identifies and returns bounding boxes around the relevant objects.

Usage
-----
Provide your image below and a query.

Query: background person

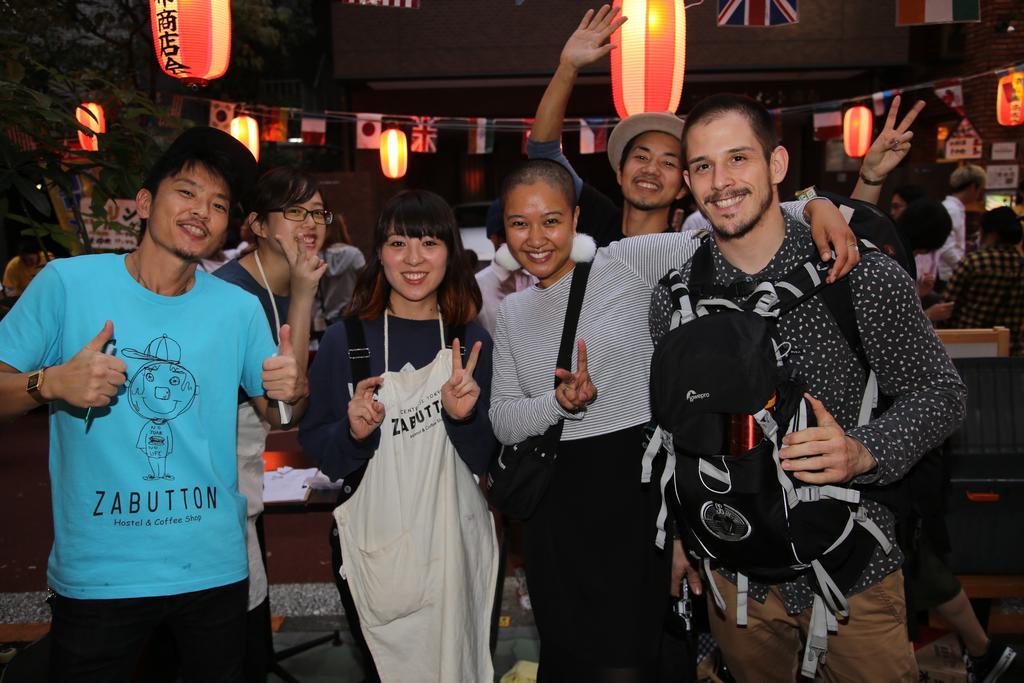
[938,164,987,280]
[474,198,535,336]
[314,210,365,332]
[299,190,498,683]
[213,166,328,682]
[896,198,956,323]
[945,206,1024,356]
[528,4,880,281]
[2,237,53,298]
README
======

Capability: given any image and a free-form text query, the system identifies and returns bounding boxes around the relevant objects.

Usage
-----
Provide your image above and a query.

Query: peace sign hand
[274,229,326,298]
[442,338,483,421]
[860,95,926,183]
[554,339,597,412]
[560,5,628,71]
[348,376,385,441]
[779,394,877,484]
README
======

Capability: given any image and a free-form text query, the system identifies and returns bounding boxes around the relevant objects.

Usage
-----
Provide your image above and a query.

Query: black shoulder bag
[486,262,592,520]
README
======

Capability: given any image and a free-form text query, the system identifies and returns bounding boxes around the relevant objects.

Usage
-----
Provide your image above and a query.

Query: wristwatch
[27,367,48,403]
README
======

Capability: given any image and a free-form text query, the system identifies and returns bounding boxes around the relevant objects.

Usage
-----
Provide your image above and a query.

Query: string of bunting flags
[155,59,1022,159]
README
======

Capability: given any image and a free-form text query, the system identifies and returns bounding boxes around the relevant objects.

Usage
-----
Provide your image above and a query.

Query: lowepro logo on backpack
[686,389,710,402]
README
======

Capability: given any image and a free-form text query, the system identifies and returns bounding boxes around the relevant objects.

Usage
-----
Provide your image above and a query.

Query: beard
[702,188,773,242]
[624,194,675,212]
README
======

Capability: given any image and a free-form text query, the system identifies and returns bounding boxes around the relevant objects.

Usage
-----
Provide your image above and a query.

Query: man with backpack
[647,94,966,682]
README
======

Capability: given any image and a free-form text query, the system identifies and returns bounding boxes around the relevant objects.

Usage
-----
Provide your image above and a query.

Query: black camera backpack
[643,240,893,678]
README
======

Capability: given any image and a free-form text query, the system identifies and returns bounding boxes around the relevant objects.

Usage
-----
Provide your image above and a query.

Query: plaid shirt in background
[945,245,1024,355]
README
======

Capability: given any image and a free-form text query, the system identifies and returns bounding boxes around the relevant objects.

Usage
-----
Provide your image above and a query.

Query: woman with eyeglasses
[300,190,499,682]
[213,166,328,683]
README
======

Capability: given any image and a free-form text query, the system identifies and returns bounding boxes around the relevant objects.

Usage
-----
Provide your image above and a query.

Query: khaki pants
[708,570,918,682]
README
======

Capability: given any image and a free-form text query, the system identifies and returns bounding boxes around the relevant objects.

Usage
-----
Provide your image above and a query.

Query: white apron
[237,401,271,610]
[334,314,498,683]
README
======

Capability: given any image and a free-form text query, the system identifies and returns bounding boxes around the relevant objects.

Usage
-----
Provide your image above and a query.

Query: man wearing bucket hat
[0,127,305,680]
[526,5,863,276]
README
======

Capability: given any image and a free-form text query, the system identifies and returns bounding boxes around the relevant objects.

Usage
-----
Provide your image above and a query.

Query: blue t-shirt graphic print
[0,254,276,599]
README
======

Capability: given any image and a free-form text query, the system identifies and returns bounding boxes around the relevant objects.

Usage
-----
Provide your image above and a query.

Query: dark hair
[891,184,927,205]
[244,167,322,242]
[348,190,480,325]
[619,134,643,172]
[683,93,777,162]
[324,212,353,247]
[897,199,953,252]
[500,159,576,209]
[981,206,1023,245]
[17,236,39,256]
[142,145,240,204]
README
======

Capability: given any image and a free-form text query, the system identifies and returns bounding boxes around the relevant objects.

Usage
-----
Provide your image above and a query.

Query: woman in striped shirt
[489,159,857,682]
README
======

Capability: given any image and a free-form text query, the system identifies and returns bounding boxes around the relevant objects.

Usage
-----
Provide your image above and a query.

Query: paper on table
[263,466,318,503]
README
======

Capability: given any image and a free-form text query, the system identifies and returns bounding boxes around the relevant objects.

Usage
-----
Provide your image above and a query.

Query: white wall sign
[986,164,1020,190]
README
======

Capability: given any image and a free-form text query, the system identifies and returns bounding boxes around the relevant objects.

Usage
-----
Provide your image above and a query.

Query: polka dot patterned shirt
[648,212,967,613]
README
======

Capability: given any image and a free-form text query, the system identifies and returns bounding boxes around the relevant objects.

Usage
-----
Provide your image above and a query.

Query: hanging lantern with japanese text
[149,0,231,87]
[996,72,1024,127]
[380,128,408,179]
[230,115,260,162]
[843,105,873,158]
[76,102,105,152]
[610,0,686,119]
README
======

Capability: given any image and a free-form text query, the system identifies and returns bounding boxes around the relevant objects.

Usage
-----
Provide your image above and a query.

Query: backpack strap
[445,323,467,354]
[343,316,371,398]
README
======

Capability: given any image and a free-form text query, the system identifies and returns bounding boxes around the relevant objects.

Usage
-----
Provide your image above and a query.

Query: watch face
[27,372,40,390]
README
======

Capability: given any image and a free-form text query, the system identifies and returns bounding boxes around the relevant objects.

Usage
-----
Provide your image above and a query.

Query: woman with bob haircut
[299,190,499,682]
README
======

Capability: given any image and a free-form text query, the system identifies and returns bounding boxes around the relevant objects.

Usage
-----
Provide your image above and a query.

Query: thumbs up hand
[46,320,127,408]
[779,394,877,484]
[262,324,304,403]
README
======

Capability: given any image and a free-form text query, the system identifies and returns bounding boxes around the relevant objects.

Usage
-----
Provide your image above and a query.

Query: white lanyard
[383,309,444,373]
[252,250,291,423]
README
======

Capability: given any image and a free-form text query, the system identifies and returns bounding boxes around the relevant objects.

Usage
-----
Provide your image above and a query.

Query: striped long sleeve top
[489,233,701,445]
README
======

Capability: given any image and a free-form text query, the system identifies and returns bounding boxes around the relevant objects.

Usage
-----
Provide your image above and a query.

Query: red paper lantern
[380,128,408,179]
[230,115,260,162]
[610,0,687,119]
[150,0,231,87]
[996,72,1024,127]
[76,102,105,152]
[843,105,873,158]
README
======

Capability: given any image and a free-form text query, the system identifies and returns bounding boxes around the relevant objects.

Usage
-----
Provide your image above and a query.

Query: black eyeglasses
[274,207,333,225]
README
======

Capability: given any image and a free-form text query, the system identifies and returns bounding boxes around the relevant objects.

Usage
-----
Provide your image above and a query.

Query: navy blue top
[299,315,498,479]
[213,259,290,344]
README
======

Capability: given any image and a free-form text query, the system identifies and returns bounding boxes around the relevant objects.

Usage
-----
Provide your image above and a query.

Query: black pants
[48,580,248,683]
[526,425,671,683]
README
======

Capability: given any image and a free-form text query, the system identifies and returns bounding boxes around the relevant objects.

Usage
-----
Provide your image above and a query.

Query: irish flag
[897,0,979,26]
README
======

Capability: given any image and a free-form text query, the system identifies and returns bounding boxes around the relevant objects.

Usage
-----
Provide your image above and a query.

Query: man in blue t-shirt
[0,127,306,681]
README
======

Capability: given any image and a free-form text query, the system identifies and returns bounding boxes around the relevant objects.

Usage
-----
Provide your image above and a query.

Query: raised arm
[532,5,626,145]
[851,95,925,205]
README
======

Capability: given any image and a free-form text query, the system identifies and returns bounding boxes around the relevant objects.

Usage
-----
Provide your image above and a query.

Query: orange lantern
[996,72,1024,127]
[76,102,105,152]
[843,105,873,158]
[380,128,408,179]
[610,0,686,119]
[230,115,260,162]
[150,0,231,87]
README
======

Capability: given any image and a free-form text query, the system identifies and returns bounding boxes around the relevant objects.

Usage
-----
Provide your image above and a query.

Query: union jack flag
[718,0,798,26]
[410,116,438,154]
